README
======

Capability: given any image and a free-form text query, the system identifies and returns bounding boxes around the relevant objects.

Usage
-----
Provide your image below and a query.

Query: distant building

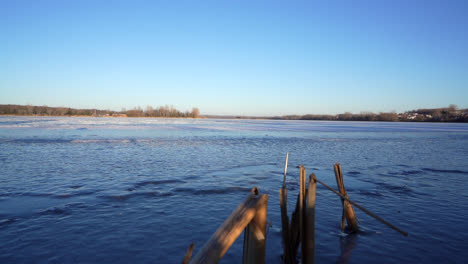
[407,113,418,120]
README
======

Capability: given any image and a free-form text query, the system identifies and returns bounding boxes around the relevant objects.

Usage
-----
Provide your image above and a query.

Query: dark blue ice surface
[0,116,467,263]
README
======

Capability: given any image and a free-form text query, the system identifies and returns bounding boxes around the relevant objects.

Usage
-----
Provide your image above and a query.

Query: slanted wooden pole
[303,173,316,264]
[182,243,195,264]
[243,193,268,264]
[314,177,408,236]
[190,187,268,264]
[334,163,358,231]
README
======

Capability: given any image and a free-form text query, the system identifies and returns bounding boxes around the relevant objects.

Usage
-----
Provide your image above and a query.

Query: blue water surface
[0,116,467,263]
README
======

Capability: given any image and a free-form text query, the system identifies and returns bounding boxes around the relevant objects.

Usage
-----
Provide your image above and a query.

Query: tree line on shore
[124,105,200,118]
[272,105,467,122]
[0,104,200,118]
[1,104,466,122]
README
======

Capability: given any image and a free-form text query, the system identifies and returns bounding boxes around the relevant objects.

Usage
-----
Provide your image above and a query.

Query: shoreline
[2,104,466,122]
[1,114,467,123]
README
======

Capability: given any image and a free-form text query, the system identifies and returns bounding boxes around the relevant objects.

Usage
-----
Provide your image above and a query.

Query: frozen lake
[0,116,467,263]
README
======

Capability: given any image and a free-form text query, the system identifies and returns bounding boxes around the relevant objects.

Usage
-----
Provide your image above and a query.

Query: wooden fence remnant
[187,155,408,264]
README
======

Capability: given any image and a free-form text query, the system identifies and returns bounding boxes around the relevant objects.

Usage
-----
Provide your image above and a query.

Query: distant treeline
[272,105,468,122]
[125,105,200,118]
[0,104,200,118]
[207,105,467,122]
[1,104,467,122]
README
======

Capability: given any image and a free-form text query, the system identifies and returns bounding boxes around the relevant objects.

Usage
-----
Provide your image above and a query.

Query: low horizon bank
[1,104,467,122]
[0,104,200,119]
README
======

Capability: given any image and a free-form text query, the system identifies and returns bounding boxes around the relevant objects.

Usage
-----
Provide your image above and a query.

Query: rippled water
[0,116,467,263]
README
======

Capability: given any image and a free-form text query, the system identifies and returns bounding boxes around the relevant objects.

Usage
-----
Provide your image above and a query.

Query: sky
[1,0,467,116]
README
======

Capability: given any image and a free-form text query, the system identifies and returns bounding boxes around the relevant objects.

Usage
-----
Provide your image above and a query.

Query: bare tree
[449,104,458,111]
[191,107,200,118]
[146,106,153,117]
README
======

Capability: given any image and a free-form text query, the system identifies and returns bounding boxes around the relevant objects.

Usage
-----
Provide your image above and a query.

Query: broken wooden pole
[313,177,408,237]
[190,187,268,264]
[289,193,301,260]
[279,188,294,264]
[243,191,268,264]
[303,173,316,264]
[299,165,305,233]
[299,165,306,261]
[280,152,295,263]
[334,163,359,231]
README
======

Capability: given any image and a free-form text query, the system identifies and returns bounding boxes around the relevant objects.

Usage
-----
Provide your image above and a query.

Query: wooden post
[279,152,292,263]
[243,193,268,264]
[289,165,306,261]
[182,243,195,264]
[334,163,358,231]
[279,188,294,264]
[289,194,301,259]
[303,173,316,264]
[299,165,306,261]
[190,188,268,264]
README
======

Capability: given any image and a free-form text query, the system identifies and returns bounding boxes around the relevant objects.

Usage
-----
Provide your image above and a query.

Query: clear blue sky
[1,0,467,115]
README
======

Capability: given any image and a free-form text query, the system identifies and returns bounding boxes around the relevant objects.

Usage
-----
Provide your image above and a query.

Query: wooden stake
[243,193,268,264]
[299,165,306,261]
[279,188,294,264]
[301,165,307,204]
[190,188,268,264]
[334,163,359,231]
[303,173,316,264]
[299,165,306,260]
[289,194,301,259]
[182,243,195,264]
[283,152,289,187]
[280,152,294,263]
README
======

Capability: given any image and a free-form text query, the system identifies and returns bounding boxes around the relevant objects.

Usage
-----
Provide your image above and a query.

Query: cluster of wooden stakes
[182,153,408,264]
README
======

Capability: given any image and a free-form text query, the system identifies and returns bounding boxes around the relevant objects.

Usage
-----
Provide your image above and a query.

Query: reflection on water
[337,234,358,264]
